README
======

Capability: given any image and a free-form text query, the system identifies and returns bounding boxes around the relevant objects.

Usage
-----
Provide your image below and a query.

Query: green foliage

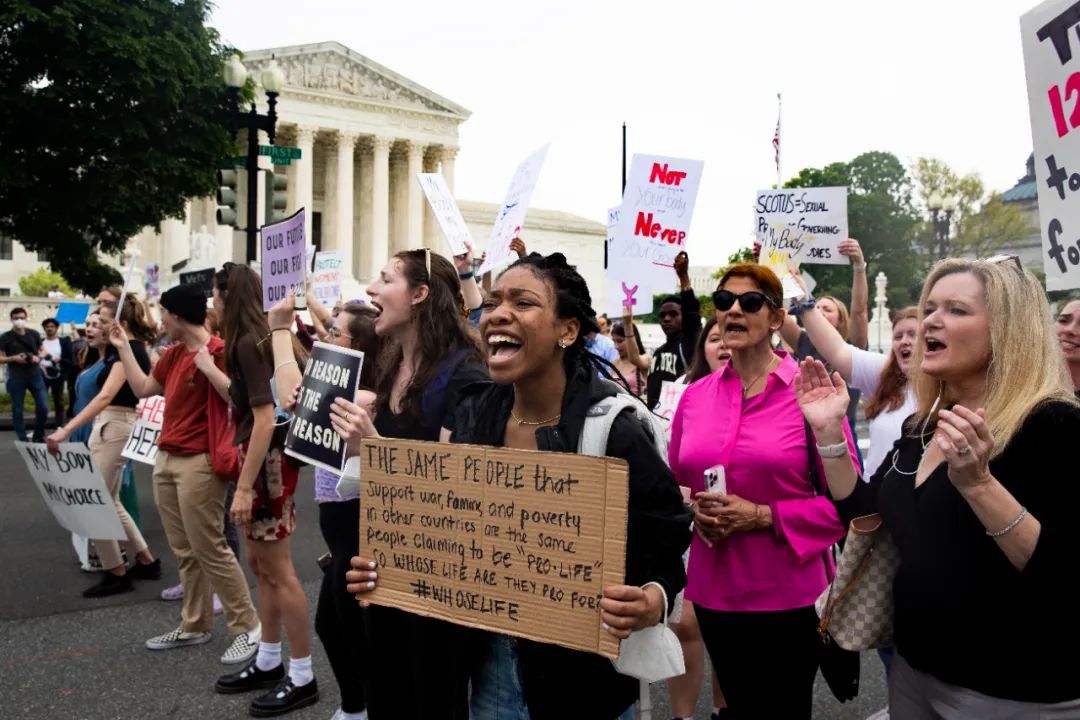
[784,151,921,309]
[955,193,1031,258]
[18,268,75,297]
[712,246,756,280]
[0,0,237,291]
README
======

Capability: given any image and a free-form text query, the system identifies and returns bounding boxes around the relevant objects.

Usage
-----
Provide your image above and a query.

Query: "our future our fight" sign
[261,208,306,311]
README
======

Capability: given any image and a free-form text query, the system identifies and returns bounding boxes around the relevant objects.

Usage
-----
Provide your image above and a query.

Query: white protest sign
[477,144,550,276]
[606,206,620,264]
[1022,0,1080,291]
[755,187,848,268]
[16,442,125,540]
[654,381,688,443]
[417,173,472,256]
[122,395,165,466]
[312,251,343,305]
[607,155,705,317]
[115,251,139,316]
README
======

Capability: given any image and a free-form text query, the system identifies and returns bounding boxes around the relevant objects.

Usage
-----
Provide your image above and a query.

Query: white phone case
[704,465,726,495]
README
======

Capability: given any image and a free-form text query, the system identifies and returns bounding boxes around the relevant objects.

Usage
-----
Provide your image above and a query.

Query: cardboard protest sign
[16,442,125,540]
[607,155,705,317]
[284,342,364,473]
[654,381,688,443]
[121,395,165,466]
[477,144,550,276]
[179,268,215,298]
[55,302,91,325]
[311,251,343,305]
[755,187,848,272]
[261,208,307,312]
[417,173,472,256]
[359,437,629,658]
[1022,0,1080,291]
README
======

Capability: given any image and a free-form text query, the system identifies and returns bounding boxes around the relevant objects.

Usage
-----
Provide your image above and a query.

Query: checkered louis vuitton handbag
[815,513,900,652]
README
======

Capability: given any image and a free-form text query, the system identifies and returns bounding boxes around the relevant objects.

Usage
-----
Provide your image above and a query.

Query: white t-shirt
[849,346,917,479]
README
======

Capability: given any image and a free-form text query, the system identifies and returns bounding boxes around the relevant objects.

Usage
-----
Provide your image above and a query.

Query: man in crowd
[0,307,50,441]
[646,251,702,409]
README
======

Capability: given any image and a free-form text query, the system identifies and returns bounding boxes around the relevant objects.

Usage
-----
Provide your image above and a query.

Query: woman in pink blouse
[669,263,855,719]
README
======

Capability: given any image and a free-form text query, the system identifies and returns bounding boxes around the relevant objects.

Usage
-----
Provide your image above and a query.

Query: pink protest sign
[261,208,306,312]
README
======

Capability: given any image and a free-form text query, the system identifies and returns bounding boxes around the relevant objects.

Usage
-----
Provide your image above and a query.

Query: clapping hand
[794,357,850,435]
[935,405,993,491]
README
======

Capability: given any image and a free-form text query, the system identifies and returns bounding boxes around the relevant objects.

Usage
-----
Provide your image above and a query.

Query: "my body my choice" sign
[359,437,628,658]
[16,442,125,540]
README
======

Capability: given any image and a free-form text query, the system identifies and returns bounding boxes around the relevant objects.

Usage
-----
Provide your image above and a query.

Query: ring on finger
[956,445,971,456]
[345,412,351,423]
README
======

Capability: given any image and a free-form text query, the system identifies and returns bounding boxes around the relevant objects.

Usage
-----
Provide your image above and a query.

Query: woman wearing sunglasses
[798,256,1080,715]
[210,265,320,716]
[669,263,854,719]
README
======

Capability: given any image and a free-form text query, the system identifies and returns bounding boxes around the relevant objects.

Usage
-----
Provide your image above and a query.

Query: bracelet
[458,271,475,281]
[815,440,848,458]
[986,507,1027,538]
[270,327,292,334]
[274,360,299,374]
[852,264,867,273]
[789,298,816,317]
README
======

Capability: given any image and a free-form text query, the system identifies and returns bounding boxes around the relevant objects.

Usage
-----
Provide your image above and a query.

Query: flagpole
[776,93,782,188]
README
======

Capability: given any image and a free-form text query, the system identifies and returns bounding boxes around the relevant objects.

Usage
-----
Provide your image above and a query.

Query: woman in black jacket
[344,252,691,719]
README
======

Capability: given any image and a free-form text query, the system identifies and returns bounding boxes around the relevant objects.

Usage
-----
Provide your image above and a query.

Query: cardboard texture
[359,437,628,659]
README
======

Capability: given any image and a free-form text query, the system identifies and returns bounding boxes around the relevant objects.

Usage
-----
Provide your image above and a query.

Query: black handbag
[805,422,860,703]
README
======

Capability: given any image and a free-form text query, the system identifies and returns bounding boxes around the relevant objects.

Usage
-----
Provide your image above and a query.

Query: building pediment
[243,42,470,120]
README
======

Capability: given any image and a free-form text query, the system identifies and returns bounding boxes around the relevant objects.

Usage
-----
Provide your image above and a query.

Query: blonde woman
[797,256,1080,715]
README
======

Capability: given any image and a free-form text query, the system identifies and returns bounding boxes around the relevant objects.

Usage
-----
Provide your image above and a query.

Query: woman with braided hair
[341,252,690,719]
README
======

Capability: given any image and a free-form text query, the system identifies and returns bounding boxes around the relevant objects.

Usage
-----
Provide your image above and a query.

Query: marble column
[293,126,316,245]
[389,144,408,254]
[441,146,459,193]
[406,141,426,251]
[334,131,358,277]
[357,140,375,281]
[322,133,338,252]
[371,136,392,275]
[423,148,441,252]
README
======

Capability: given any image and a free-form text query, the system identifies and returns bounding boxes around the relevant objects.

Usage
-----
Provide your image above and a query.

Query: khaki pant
[153,450,257,635]
[88,408,147,570]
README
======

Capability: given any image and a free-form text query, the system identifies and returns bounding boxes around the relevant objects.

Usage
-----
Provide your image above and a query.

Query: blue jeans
[470,634,636,720]
[7,373,49,442]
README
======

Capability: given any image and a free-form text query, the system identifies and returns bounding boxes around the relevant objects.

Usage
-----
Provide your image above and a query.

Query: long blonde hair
[911,258,1077,456]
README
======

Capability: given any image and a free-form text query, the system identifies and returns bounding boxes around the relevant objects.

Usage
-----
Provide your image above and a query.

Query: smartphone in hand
[704,465,726,495]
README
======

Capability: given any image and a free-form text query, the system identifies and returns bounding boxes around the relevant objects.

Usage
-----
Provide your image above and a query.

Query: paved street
[0,433,885,719]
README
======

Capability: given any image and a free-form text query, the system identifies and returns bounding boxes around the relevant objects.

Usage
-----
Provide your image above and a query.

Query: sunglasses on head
[712,290,778,313]
[981,254,1022,270]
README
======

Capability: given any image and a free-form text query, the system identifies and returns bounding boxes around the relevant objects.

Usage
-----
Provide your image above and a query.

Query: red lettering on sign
[633,212,685,245]
[649,163,687,186]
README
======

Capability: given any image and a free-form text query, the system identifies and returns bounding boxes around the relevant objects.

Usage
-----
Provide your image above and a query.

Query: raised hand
[268,291,297,331]
[838,238,865,267]
[509,237,527,259]
[794,357,850,433]
[453,240,476,273]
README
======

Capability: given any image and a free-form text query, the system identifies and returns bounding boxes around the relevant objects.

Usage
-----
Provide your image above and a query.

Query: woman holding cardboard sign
[333,246,489,719]
[341,252,691,719]
[210,264,319,717]
[47,297,162,598]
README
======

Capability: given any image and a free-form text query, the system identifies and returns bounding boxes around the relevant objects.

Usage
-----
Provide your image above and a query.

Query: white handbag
[612,583,686,683]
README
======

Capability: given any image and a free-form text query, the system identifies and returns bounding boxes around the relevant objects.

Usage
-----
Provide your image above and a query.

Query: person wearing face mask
[267,292,381,720]
[646,251,702,409]
[327,246,489,719]
[340,252,690,720]
[1057,298,1080,398]
[1,307,50,442]
[671,263,855,719]
[797,256,1080,715]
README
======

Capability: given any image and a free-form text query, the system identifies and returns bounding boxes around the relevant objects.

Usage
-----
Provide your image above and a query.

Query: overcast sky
[210,0,1040,267]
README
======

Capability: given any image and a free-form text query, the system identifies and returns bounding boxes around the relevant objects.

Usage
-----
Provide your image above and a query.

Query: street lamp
[222,54,284,263]
[927,192,958,260]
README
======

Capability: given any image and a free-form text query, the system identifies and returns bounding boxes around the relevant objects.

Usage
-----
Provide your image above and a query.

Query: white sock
[288,654,314,687]
[255,641,281,671]
[341,711,367,720]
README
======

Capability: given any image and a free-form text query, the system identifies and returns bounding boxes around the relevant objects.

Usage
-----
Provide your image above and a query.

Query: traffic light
[265,170,288,225]
[216,168,239,226]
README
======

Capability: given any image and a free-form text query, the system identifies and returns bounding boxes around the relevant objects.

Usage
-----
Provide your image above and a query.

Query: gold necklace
[740,356,778,399]
[510,409,562,426]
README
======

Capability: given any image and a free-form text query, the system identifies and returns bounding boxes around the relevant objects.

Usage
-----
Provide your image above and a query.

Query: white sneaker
[329,709,367,720]
[145,626,212,650]
[220,622,261,665]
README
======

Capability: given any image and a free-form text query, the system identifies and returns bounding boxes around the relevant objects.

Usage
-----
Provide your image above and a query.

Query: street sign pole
[246,111,260,264]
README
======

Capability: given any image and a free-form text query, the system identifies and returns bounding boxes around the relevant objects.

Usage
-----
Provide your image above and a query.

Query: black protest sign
[179,268,215,298]
[284,341,364,473]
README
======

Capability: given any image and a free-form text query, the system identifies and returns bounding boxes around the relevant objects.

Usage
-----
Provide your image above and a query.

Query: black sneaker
[83,572,134,598]
[129,558,162,580]
[215,660,285,695]
[249,677,319,717]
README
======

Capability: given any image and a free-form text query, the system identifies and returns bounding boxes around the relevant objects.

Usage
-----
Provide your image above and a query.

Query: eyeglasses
[712,290,778,314]
[328,327,352,341]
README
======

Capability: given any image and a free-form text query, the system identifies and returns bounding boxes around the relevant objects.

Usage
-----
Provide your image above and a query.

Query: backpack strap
[579,381,670,464]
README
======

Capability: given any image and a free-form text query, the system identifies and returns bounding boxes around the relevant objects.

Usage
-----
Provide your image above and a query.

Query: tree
[18,268,74,297]
[954,193,1031,258]
[784,151,921,309]
[712,246,756,280]
[0,0,236,292]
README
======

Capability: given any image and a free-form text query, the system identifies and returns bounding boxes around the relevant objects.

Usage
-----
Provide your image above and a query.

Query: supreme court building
[128,41,607,307]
